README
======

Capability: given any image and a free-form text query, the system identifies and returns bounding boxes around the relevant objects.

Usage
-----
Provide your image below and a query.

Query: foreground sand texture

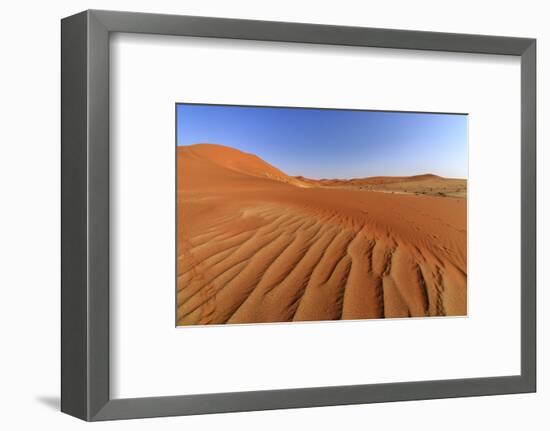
[177,144,467,325]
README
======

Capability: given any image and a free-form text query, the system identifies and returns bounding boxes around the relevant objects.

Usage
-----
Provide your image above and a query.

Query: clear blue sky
[176,103,468,179]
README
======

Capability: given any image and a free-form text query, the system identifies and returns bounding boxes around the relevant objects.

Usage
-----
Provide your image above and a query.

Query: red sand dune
[177,144,467,325]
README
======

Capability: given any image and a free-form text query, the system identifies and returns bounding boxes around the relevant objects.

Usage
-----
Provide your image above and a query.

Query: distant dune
[177,143,467,325]
[294,173,467,198]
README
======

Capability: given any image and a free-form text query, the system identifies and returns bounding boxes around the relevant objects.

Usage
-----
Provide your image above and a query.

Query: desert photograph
[176,104,467,326]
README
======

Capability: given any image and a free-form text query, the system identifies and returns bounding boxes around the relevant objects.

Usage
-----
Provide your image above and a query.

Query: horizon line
[177,142,467,181]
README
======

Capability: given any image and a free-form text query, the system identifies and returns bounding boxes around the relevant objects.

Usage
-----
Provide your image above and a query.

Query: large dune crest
[178,143,309,187]
[177,143,467,325]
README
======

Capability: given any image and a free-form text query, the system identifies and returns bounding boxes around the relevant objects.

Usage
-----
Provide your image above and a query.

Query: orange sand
[177,144,467,325]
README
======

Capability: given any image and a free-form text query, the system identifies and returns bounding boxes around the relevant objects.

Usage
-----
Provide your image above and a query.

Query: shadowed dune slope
[177,144,467,325]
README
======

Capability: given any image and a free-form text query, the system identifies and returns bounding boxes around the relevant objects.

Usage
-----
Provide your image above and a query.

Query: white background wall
[0,0,547,429]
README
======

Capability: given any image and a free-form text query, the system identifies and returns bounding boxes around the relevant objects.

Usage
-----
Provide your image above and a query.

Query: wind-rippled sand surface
[177,144,467,325]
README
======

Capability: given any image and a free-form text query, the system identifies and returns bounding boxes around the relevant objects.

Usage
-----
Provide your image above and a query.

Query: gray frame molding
[61,9,536,421]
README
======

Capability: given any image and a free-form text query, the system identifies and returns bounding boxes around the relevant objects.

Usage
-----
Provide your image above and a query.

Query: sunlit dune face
[176,144,467,326]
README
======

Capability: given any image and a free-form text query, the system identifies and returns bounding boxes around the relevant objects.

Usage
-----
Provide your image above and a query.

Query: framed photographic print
[61,10,536,421]
[176,103,468,325]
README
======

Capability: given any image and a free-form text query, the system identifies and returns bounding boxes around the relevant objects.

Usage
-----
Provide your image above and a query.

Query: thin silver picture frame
[61,9,536,421]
